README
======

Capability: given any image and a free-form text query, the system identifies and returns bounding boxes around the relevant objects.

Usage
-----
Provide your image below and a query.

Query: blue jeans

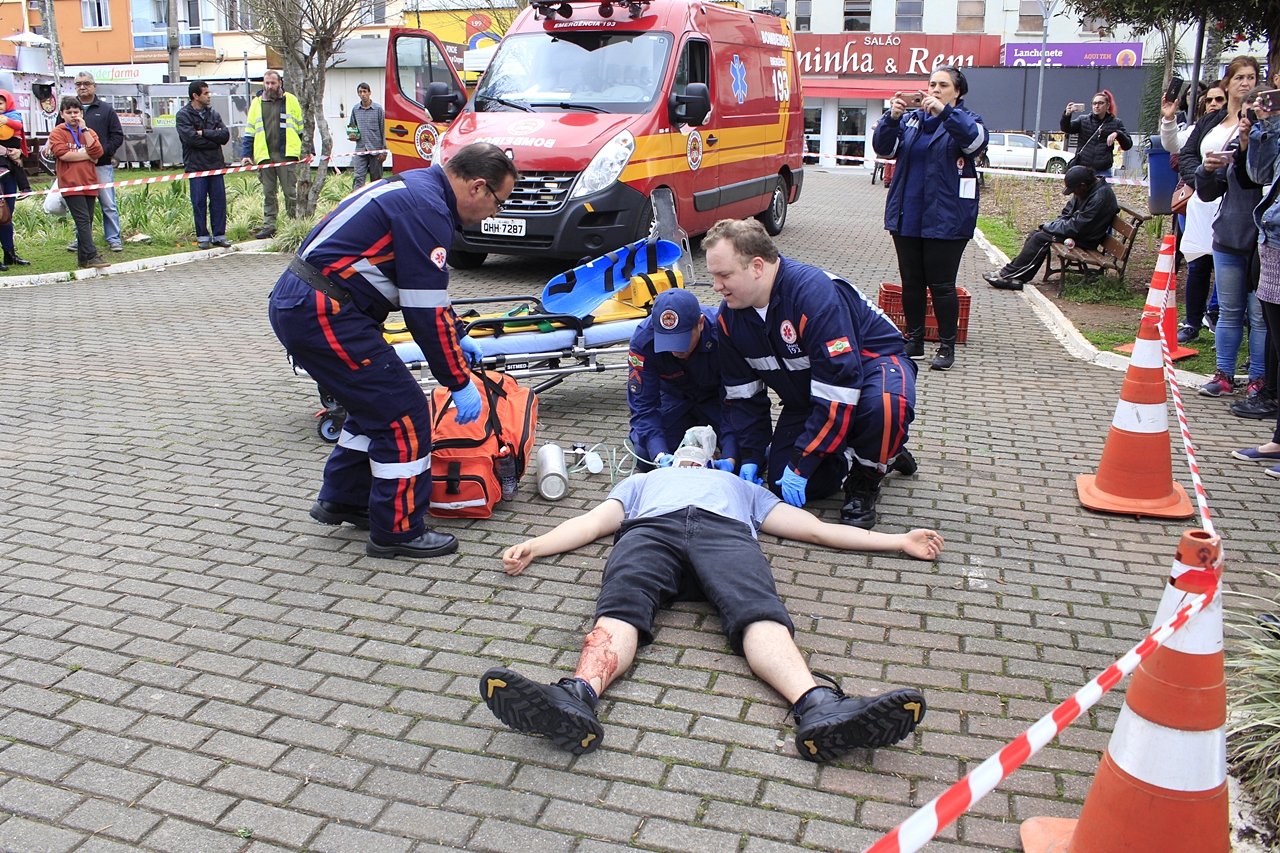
[96,165,120,246]
[1212,249,1267,379]
[189,174,226,241]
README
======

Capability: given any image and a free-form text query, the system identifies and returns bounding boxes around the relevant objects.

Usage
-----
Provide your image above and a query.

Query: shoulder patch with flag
[627,351,645,369]
[825,337,853,357]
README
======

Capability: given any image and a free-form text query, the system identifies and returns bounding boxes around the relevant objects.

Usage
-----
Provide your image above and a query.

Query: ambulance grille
[504,172,577,213]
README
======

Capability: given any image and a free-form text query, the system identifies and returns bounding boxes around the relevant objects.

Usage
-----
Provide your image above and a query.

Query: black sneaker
[1177,324,1200,344]
[794,676,926,762]
[480,666,604,755]
[930,343,955,371]
[890,448,918,477]
[309,499,370,529]
[254,227,276,240]
[840,466,883,529]
[1230,393,1279,420]
[366,529,458,559]
[982,271,1023,291]
[903,334,925,359]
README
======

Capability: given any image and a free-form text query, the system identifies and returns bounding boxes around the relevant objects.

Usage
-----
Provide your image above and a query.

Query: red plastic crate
[876,282,971,344]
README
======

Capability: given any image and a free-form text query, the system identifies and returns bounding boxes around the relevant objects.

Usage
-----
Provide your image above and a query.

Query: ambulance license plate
[481,217,526,237]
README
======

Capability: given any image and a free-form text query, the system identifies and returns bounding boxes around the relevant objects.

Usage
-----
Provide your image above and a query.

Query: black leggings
[891,235,968,341]
[1262,299,1280,445]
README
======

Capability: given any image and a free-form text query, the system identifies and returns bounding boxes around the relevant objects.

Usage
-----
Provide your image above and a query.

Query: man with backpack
[268,142,518,559]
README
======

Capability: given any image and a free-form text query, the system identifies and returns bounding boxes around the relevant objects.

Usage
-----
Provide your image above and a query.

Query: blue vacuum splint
[541,238,683,319]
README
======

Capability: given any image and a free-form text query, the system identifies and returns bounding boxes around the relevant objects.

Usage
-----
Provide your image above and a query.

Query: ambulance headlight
[570,130,635,198]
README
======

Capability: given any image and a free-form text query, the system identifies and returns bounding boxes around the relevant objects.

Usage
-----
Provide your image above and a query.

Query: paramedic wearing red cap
[627,288,738,469]
[707,219,917,530]
[268,143,518,560]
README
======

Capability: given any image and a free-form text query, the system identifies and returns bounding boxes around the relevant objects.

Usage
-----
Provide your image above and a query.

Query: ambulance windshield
[475,32,672,114]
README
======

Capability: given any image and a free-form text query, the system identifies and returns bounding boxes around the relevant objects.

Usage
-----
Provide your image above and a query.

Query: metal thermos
[536,443,569,500]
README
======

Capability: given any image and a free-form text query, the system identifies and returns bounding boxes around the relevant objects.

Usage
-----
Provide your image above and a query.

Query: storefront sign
[442,41,465,71]
[794,34,1002,77]
[1003,42,1142,67]
[65,64,167,84]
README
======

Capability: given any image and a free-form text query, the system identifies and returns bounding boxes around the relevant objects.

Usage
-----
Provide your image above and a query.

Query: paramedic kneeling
[708,219,917,530]
[627,288,738,470]
[480,429,939,762]
[268,142,518,559]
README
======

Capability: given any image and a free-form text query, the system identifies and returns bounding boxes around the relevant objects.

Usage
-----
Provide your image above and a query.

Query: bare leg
[741,620,818,704]
[573,616,638,697]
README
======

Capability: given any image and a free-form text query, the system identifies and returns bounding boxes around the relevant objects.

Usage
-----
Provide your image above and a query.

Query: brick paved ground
[0,170,1276,853]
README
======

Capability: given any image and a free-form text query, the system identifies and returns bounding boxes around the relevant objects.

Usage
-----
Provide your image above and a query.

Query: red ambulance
[384,0,805,268]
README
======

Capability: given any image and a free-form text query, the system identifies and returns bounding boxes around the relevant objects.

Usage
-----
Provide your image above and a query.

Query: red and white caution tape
[827,152,1150,186]
[861,581,1219,853]
[11,148,392,198]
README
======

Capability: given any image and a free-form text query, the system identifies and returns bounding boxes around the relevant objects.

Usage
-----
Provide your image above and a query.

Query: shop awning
[801,78,903,101]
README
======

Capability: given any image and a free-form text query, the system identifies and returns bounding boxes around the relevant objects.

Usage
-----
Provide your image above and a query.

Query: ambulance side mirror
[426,82,465,122]
[669,83,710,127]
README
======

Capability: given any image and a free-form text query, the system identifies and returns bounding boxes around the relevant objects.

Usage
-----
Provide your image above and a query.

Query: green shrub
[1228,600,1280,833]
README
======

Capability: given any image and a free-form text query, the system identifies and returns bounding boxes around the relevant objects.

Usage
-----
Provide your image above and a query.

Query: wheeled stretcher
[307,265,684,442]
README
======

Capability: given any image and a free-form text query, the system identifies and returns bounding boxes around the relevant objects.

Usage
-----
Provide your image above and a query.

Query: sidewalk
[0,169,1274,853]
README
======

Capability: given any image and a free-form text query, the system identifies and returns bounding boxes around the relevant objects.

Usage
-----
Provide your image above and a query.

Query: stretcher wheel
[317,414,344,443]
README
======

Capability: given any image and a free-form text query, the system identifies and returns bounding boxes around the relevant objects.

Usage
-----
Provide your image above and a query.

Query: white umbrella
[3,33,51,45]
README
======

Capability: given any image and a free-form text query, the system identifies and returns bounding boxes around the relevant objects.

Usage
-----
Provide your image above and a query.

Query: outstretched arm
[759,502,943,560]
[502,499,627,575]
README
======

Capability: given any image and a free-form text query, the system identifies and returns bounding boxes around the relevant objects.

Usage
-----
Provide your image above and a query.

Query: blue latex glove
[739,463,764,486]
[450,381,482,424]
[459,336,483,367]
[655,453,675,468]
[711,459,735,472]
[777,466,808,507]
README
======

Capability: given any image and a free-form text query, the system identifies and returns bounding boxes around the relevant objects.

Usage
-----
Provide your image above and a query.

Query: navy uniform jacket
[292,165,471,391]
[627,306,738,463]
[717,258,905,478]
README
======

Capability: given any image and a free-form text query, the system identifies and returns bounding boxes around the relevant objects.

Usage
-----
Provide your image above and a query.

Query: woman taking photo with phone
[872,66,987,372]
[1178,56,1260,395]
[1061,90,1131,177]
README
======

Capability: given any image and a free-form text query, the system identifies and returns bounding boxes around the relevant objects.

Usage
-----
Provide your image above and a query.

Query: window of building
[895,0,922,32]
[222,0,256,30]
[1018,0,1043,33]
[1080,16,1107,34]
[956,0,984,32]
[82,0,110,28]
[804,106,820,164]
[358,0,386,25]
[131,0,209,50]
[837,103,866,162]
[843,0,869,31]
[794,0,810,32]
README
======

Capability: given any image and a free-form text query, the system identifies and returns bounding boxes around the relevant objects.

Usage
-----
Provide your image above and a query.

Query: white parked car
[980,133,1068,173]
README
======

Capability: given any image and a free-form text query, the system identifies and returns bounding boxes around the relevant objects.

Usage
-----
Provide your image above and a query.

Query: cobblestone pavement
[0,169,1276,853]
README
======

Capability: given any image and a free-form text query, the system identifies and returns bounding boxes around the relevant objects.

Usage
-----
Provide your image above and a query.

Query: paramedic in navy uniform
[627,288,738,470]
[268,142,519,559]
[707,219,917,530]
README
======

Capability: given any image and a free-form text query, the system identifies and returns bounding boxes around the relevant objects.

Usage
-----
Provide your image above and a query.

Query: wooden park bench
[1042,203,1151,295]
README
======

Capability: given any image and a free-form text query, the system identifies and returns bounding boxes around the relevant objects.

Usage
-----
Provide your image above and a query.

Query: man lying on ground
[479,428,942,762]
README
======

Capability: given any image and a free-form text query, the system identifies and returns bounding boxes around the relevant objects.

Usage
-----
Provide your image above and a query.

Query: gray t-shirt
[607,468,781,538]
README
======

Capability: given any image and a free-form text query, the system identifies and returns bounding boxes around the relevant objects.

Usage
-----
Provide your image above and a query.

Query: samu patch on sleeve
[627,352,645,369]
[825,337,853,357]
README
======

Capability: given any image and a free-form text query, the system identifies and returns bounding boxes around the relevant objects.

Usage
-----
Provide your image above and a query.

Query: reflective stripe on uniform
[1108,704,1226,792]
[302,180,407,261]
[400,289,452,308]
[338,430,371,452]
[783,356,810,371]
[962,125,987,155]
[725,380,765,399]
[430,498,488,510]
[1111,400,1168,434]
[811,381,861,406]
[350,258,399,305]
[371,454,431,479]
[746,355,779,371]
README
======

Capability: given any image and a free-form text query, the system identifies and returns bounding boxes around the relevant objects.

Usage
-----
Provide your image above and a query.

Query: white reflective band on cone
[370,455,431,479]
[1152,582,1224,655]
[1109,704,1227,791]
[1128,335,1165,369]
[1110,400,1169,433]
[338,430,371,452]
[1156,251,1176,274]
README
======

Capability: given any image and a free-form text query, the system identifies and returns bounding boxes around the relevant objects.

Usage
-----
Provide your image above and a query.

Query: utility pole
[1189,11,1207,120]
[167,0,181,83]
[40,0,63,76]
[1030,0,1057,172]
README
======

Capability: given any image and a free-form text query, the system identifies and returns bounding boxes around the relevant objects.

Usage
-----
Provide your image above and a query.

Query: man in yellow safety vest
[240,70,304,239]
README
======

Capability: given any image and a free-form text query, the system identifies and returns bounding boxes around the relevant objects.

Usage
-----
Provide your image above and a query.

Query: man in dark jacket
[1060,92,1132,176]
[984,166,1120,291]
[57,73,124,252]
[176,80,232,249]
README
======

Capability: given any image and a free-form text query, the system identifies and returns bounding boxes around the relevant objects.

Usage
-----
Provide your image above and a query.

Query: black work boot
[309,499,370,529]
[366,529,458,559]
[890,448,918,477]
[480,666,604,755]
[903,328,926,359]
[793,674,926,762]
[930,337,956,371]
[840,466,883,529]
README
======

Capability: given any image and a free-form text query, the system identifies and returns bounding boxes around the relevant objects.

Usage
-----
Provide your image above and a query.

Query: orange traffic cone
[1115,234,1198,360]
[1076,318,1193,518]
[1021,529,1227,853]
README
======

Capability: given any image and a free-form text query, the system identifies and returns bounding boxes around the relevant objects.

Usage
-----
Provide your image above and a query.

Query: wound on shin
[575,626,619,689]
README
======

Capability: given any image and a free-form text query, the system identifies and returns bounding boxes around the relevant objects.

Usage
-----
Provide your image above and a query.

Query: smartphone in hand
[1164,76,1185,105]
[895,91,923,109]
[1256,88,1280,113]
